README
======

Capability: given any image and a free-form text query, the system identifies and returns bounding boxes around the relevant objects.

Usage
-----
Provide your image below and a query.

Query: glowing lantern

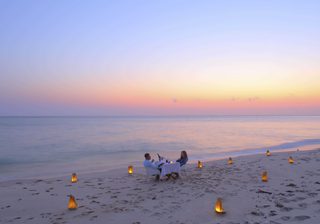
[71,173,77,183]
[261,171,268,182]
[68,195,78,210]
[215,198,225,214]
[228,157,233,165]
[197,161,203,169]
[288,156,294,164]
[266,150,271,156]
[128,165,133,174]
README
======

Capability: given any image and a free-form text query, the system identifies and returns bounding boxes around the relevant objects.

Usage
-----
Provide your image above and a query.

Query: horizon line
[1,114,320,118]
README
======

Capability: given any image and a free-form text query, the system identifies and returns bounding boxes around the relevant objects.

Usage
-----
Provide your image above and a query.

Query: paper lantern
[288,156,294,164]
[228,157,233,165]
[197,160,203,168]
[215,198,225,214]
[71,173,77,183]
[266,150,271,156]
[261,171,268,182]
[128,165,133,174]
[68,195,78,210]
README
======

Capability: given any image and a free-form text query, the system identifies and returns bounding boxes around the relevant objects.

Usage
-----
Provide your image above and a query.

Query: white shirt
[143,159,159,169]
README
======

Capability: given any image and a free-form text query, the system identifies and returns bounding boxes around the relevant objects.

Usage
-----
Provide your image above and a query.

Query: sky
[0,0,320,116]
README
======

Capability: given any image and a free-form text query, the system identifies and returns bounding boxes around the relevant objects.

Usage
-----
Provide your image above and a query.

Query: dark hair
[144,153,150,159]
[181,151,188,159]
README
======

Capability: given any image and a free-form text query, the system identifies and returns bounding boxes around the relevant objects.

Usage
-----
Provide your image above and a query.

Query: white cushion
[145,167,160,176]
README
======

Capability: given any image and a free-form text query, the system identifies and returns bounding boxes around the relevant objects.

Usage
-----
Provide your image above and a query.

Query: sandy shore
[1,149,320,224]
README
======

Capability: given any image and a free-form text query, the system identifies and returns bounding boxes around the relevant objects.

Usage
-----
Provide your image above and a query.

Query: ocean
[1,116,320,181]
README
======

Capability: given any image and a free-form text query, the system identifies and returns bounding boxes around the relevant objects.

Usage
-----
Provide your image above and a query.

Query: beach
[2,0,320,223]
[1,148,319,224]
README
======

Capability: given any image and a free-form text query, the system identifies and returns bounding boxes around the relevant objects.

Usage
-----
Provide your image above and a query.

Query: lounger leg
[171,172,179,180]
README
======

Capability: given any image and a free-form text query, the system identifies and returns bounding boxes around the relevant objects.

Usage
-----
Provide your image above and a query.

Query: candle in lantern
[197,160,203,168]
[228,157,233,165]
[71,173,77,183]
[288,156,294,164]
[215,198,225,214]
[261,171,268,182]
[128,165,133,174]
[68,195,78,210]
[266,150,271,156]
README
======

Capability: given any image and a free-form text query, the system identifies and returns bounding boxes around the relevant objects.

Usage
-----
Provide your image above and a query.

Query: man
[143,153,159,169]
[143,153,162,180]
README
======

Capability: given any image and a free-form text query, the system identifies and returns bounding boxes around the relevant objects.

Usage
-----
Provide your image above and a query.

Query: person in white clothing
[143,153,158,168]
[143,153,162,180]
[143,153,165,168]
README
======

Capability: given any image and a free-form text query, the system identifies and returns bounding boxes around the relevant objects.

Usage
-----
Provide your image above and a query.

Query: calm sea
[1,116,320,181]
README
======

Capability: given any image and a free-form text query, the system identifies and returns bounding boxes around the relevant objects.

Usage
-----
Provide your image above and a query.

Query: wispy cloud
[172,98,178,103]
[247,97,260,102]
[230,97,240,102]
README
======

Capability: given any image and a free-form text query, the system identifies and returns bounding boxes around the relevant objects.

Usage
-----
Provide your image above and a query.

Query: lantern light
[71,173,77,183]
[215,198,225,214]
[128,165,133,174]
[288,156,294,164]
[228,157,233,165]
[262,171,268,182]
[197,160,203,169]
[68,195,78,210]
[266,150,271,156]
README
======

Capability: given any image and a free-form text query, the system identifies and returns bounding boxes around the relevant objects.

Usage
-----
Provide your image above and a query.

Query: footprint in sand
[298,203,308,208]
[269,210,277,216]
[250,210,264,216]
[90,200,100,204]
[286,183,297,187]
[2,205,11,209]
[308,192,318,197]
[281,216,290,221]
[280,206,293,212]
[294,215,310,221]
[89,215,98,220]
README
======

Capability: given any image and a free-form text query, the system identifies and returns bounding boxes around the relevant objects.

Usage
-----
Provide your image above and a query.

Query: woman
[176,150,188,167]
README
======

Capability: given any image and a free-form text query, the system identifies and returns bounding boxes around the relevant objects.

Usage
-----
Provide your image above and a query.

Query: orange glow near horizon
[3,46,320,115]
[18,80,320,115]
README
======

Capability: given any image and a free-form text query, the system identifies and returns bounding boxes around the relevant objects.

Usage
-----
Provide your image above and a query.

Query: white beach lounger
[145,167,161,180]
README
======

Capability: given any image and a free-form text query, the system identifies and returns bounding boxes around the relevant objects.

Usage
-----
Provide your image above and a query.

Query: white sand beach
[1,149,319,224]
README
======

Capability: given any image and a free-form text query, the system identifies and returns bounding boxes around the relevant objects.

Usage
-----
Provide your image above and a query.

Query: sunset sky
[1,0,320,116]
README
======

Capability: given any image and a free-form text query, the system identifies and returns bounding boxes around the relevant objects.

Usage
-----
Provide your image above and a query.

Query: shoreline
[1,145,319,185]
[1,148,320,223]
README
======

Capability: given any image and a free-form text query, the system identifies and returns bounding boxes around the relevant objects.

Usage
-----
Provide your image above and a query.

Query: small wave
[193,138,320,160]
